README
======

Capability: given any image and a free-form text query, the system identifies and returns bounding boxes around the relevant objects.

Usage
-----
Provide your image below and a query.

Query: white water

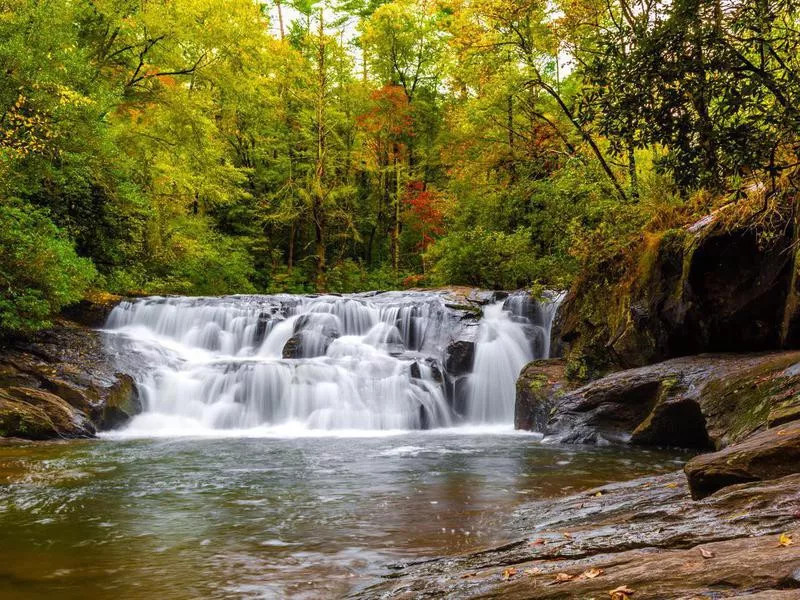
[104,291,561,435]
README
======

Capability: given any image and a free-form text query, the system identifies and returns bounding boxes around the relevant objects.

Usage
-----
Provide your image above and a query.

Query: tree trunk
[314,7,327,290]
[275,0,285,40]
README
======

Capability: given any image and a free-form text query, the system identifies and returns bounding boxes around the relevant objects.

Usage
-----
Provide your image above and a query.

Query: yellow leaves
[609,585,635,599]
[665,482,679,489]
[549,567,604,584]
[699,547,715,559]
[523,567,542,576]
[501,567,518,580]
[583,567,604,579]
[779,533,793,547]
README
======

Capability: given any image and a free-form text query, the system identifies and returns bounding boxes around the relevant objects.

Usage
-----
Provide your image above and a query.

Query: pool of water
[0,431,685,599]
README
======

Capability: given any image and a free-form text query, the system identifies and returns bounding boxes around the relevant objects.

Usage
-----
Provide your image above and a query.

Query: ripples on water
[0,433,686,599]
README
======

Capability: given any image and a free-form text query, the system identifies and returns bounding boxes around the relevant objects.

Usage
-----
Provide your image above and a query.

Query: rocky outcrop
[685,419,800,499]
[0,320,140,440]
[559,208,800,379]
[0,387,95,439]
[514,359,573,431]
[530,351,800,449]
[356,471,800,599]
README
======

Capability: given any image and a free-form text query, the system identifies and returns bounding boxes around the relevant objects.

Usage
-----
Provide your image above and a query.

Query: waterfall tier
[104,291,561,433]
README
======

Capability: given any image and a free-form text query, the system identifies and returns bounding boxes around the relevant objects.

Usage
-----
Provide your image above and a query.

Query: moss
[699,355,800,445]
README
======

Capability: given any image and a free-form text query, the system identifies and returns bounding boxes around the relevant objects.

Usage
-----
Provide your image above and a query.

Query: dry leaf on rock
[779,533,793,547]
[582,567,604,579]
[609,585,635,600]
[699,547,715,559]
[502,567,518,581]
[554,572,575,583]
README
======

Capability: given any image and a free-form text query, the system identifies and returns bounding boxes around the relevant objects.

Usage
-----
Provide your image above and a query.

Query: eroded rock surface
[685,419,800,499]
[532,351,800,449]
[0,320,140,439]
[355,472,800,599]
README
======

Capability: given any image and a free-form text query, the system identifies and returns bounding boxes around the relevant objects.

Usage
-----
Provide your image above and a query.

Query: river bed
[0,432,686,599]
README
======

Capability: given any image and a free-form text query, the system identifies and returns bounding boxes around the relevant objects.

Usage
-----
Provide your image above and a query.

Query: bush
[426,227,538,289]
[0,200,97,334]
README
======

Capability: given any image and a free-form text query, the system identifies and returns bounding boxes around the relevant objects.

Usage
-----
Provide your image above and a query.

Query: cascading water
[466,291,565,424]
[103,291,562,434]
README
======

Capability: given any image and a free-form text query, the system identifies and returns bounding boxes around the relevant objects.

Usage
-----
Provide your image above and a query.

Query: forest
[2,0,800,334]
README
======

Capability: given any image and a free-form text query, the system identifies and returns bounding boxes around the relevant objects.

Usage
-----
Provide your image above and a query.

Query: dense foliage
[2,0,799,333]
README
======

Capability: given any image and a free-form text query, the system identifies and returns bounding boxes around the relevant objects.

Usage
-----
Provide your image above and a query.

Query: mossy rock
[558,210,800,380]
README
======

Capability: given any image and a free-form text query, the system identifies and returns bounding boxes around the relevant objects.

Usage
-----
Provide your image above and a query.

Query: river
[1,291,687,598]
[0,433,684,599]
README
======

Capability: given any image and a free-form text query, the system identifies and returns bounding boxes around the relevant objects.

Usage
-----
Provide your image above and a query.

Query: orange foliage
[403,180,446,250]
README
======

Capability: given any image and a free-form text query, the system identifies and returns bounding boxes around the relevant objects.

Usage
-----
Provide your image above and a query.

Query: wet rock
[0,387,94,439]
[282,335,304,359]
[685,420,800,499]
[445,340,476,377]
[356,472,800,599]
[514,359,573,431]
[0,321,142,438]
[542,351,800,449]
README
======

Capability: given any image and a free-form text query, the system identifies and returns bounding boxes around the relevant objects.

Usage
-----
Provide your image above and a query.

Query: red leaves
[403,182,446,250]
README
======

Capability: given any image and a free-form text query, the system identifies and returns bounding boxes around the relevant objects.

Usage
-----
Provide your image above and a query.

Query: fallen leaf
[594,491,603,497]
[609,585,635,600]
[554,572,575,583]
[529,538,546,546]
[665,482,679,489]
[563,532,573,539]
[524,568,542,576]
[699,547,715,559]
[779,533,793,547]
[502,567,518,581]
[776,429,789,436]
[582,567,604,579]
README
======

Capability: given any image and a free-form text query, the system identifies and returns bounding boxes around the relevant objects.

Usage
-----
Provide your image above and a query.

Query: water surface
[0,432,685,599]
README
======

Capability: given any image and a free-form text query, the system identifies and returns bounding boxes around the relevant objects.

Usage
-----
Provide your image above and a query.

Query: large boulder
[558,208,800,380]
[514,359,574,431]
[537,351,800,449]
[684,419,800,499]
[0,320,141,439]
[0,387,94,439]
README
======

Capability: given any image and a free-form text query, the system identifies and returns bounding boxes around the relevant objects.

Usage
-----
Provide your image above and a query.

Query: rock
[60,291,124,327]
[355,472,800,599]
[0,321,142,439]
[514,359,573,431]
[542,351,800,449]
[685,420,800,499]
[558,209,800,379]
[0,387,94,439]
[445,339,475,376]
[282,335,303,359]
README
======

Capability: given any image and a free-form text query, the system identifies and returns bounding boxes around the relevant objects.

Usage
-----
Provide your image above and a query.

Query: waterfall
[104,291,562,434]
[465,291,565,424]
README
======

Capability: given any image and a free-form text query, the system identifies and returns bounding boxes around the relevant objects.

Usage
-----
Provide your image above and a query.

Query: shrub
[0,200,97,334]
